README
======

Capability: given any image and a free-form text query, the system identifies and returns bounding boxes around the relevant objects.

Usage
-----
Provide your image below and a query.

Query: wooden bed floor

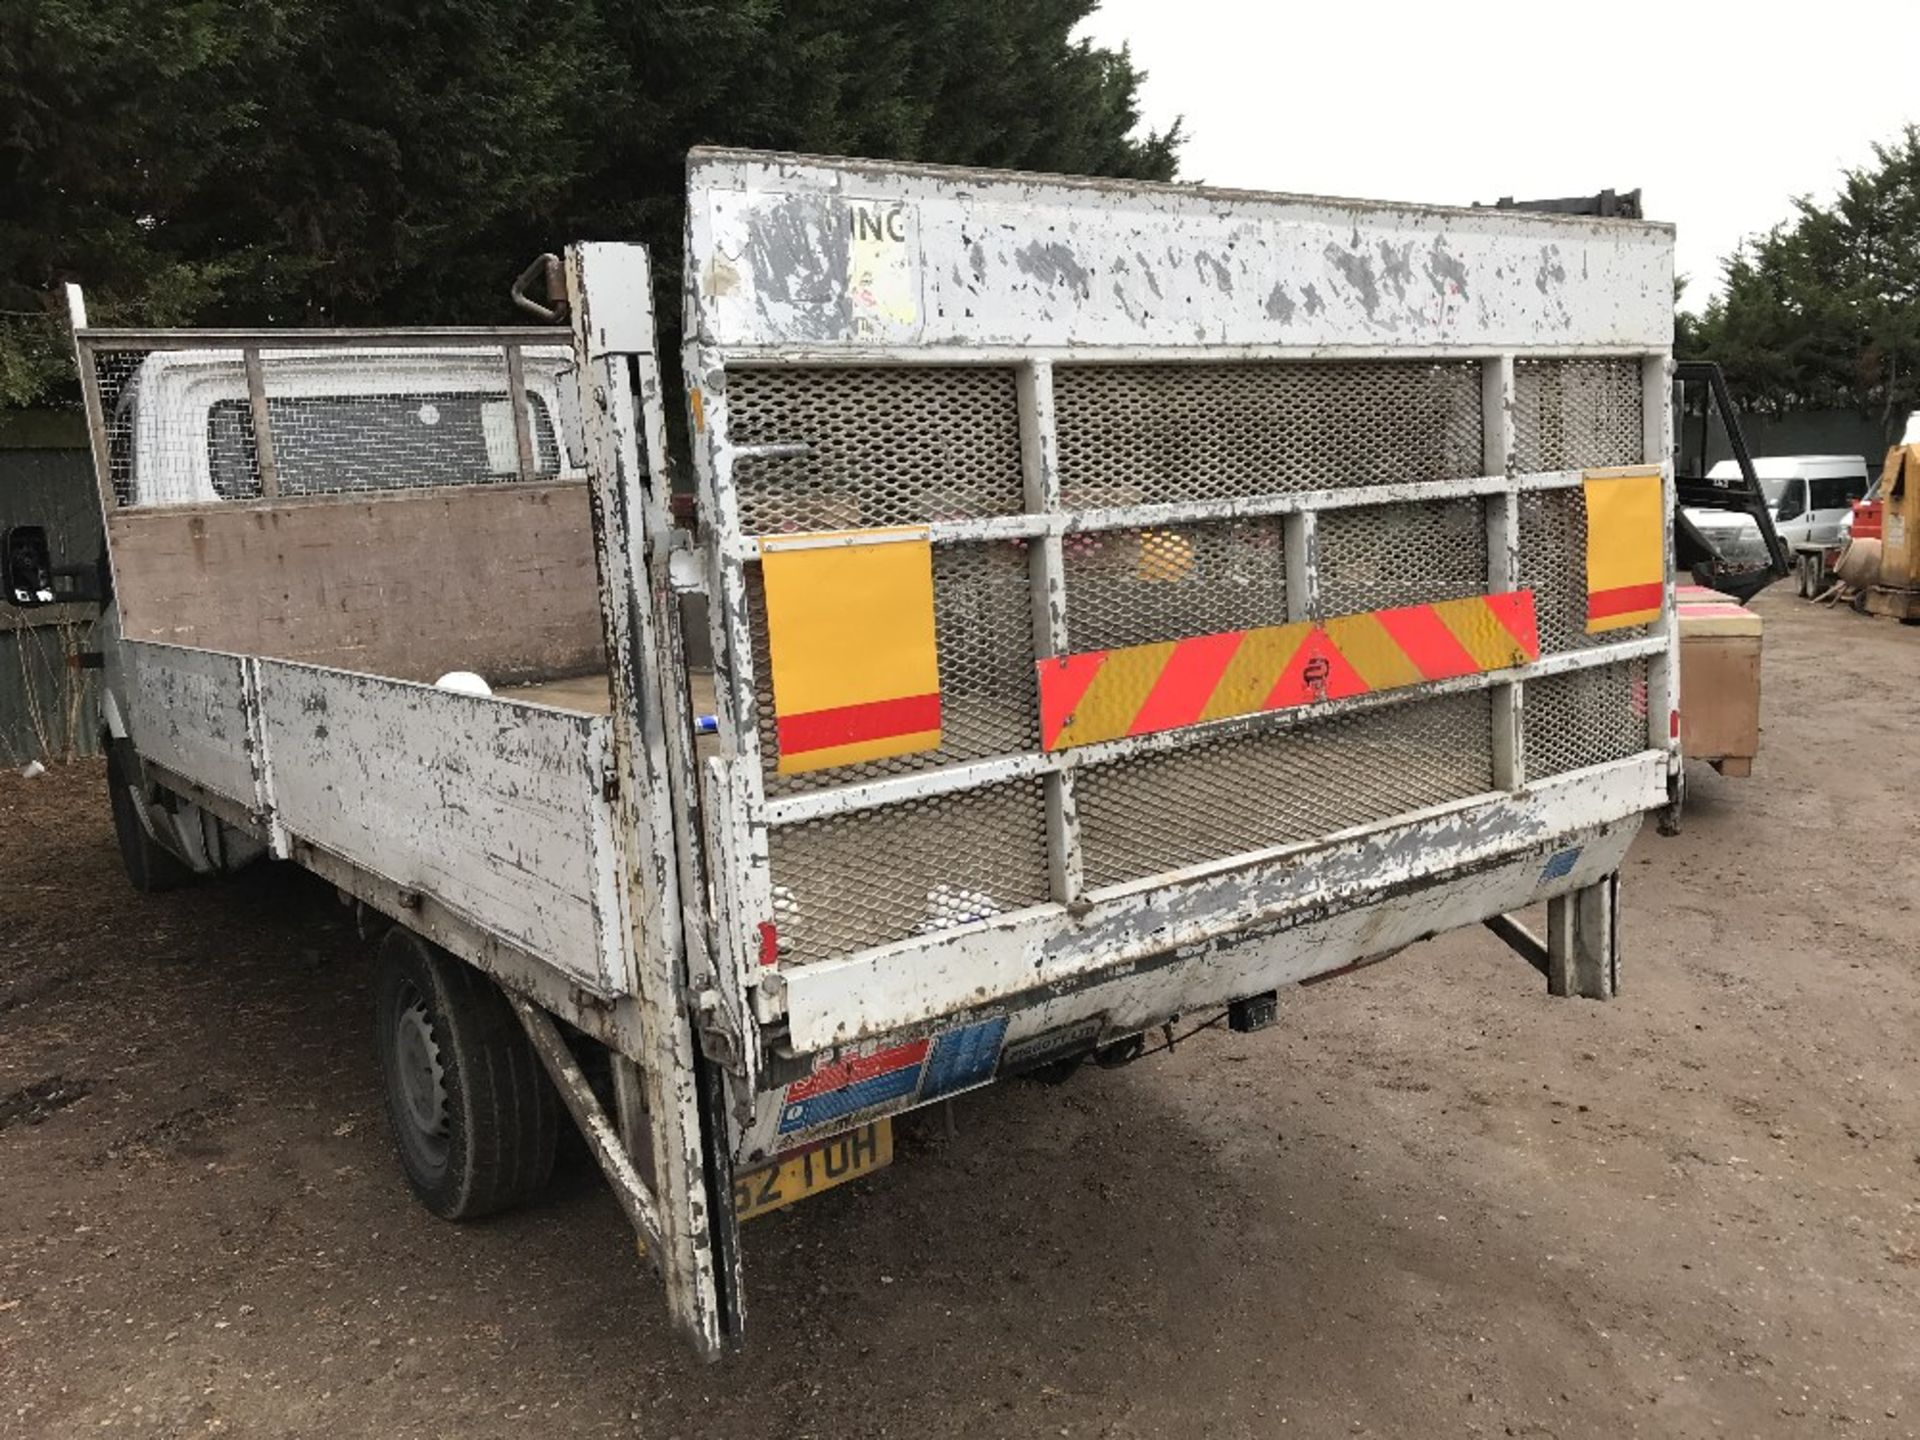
[503,673,613,714]
[503,670,719,718]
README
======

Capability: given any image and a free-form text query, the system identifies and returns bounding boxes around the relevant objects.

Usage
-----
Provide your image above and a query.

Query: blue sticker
[1541,846,1582,882]
[919,1016,1010,1100]
[778,1066,923,1134]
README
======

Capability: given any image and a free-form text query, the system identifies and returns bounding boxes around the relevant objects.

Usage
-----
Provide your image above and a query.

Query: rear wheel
[106,743,196,893]
[375,929,558,1220]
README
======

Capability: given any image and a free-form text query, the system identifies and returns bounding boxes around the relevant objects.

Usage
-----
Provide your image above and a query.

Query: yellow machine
[1866,445,1920,620]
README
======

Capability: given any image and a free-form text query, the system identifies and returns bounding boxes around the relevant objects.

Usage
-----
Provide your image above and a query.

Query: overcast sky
[1079,0,1917,312]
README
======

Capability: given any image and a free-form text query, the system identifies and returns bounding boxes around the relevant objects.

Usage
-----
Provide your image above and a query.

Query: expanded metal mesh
[90,345,568,507]
[1062,518,1287,651]
[1517,489,1653,653]
[1512,359,1643,473]
[735,349,1663,959]
[747,541,1039,795]
[1076,690,1497,890]
[724,365,1025,533]
[1317,499,1487,615]
[768,780,1050,961]
[93,349,154,505]
[1524,661,1651,780]
[1052,360,1484,508]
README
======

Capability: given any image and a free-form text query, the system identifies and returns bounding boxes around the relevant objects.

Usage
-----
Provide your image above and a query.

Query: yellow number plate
[731,1119,893,1223]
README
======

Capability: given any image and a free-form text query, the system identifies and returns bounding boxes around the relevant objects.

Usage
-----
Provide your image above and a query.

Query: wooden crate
[1676,587,1762,777]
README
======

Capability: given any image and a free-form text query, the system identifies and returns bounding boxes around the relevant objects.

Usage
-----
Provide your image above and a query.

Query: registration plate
[731,1119,893,1222]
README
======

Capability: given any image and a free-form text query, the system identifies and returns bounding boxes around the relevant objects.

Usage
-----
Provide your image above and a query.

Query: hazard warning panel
[1037,592,1539,752]
[1582,466,1666,632]
[760,526,943,773]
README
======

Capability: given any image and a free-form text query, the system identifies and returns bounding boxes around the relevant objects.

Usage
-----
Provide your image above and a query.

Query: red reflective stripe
[1126,630,1245,737]
[1587,582,1663,621]
[777,691,942,755]
[1372,603,1481,680]
[1483,589,1541,658]
[1037,650,1108,749]
[786,1039,930,1101]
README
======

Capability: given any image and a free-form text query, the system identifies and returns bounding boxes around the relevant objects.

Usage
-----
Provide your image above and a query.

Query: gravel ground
[3,584,1918,1439]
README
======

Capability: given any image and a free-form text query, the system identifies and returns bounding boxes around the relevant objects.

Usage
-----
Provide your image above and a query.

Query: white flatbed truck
[4,151,1680,1358]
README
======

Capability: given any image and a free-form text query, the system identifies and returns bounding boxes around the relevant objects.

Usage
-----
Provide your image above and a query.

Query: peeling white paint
[256,657,614,991]
[773,758,1662,1052]
[689,149,1674,353]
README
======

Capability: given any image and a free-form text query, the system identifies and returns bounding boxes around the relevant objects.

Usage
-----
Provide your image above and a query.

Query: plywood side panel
[255,660,613,991]
[108,483,603,684]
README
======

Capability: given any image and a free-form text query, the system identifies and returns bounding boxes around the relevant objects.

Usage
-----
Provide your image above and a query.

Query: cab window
[207,391,561,500]
[1809,475,1859,511]
[1774,479,1807,521]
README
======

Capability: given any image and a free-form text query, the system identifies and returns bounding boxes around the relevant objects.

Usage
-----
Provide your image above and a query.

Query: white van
[1706,454,1870,552]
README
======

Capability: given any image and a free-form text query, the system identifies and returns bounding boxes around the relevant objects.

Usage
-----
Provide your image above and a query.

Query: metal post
[566,241,737,1359]
[512,995,666,1254]
[1483,355,1523,790]
[1643,353,1682,831]
[610,1052,655,1187]
[72,335,119,518]
[1282,509,1319,622]
[242,347,280,499]
[1546,872,1617,999]
[1018,359,1084,905]
[504,343,538,483]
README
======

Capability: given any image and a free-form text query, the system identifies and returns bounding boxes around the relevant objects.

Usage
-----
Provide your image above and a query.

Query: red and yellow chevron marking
[1583,466,1666,631]
[1038,591,1538,751]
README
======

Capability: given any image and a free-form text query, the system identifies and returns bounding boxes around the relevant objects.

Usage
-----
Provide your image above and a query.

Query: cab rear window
[207,391,559,499]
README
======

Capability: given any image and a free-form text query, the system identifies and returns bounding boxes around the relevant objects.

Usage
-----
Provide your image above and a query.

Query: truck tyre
[375,929,558,1220]
[106,743,196,893]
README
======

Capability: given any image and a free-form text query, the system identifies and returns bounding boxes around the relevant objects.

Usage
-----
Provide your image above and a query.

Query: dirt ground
[3,586,1918,1439]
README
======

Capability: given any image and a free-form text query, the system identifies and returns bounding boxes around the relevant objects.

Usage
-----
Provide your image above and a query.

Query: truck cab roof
[1706,455,1867,482]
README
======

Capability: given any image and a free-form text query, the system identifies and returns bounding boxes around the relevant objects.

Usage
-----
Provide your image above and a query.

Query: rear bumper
[771,752,1663,1055]
[738,795,1645,1160]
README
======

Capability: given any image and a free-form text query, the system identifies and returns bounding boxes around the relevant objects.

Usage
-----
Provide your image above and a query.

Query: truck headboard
[73,332,606,685]
[105,482,603,683]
